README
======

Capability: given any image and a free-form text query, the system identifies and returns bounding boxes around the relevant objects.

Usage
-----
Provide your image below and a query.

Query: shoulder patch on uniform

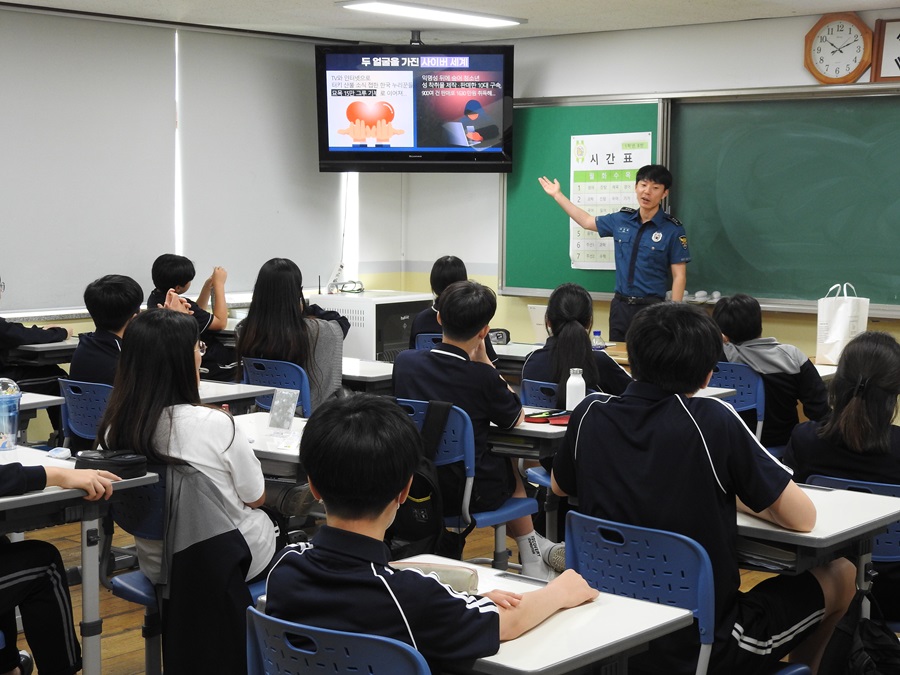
[679,235,689,249]
[665,214,683,227]
[619,207,636,214]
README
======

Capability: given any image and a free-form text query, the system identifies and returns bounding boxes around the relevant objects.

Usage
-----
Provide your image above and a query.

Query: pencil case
[75,450,148,479]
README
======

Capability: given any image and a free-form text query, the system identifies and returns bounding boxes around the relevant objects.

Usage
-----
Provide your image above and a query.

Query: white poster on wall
[569,131,652,270]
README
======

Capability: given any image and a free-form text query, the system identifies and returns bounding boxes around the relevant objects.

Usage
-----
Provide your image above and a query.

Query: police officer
[539,164,690,341]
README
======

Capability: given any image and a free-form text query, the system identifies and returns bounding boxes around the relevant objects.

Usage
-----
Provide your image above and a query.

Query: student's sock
[515,531,552,579]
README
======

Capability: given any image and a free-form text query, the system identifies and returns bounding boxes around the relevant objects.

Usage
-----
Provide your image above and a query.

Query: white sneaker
[543,543,566,572]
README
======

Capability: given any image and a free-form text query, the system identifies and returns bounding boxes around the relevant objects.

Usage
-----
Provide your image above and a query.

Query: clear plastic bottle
[591,330,606,350]
[565,368,586,410]
[0,378,21,450]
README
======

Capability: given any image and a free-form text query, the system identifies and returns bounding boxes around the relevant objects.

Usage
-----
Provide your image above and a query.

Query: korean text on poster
[569,132,652,270]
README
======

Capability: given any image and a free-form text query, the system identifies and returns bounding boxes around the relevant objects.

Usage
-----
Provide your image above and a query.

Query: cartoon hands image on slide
[338,100,405,145]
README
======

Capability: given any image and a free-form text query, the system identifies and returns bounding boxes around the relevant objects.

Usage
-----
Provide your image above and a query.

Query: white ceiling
[9,0,900,44]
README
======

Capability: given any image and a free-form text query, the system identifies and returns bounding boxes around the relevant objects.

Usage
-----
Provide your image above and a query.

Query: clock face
[809,19,868,80]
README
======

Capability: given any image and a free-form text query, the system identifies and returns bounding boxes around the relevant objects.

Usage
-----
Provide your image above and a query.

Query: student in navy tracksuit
[0,463,118,675]
[265,394,596,673]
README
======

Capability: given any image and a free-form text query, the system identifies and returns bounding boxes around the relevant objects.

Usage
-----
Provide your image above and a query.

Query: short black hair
[635,164,673,190]
[300,395,421,520]
[429,256,468,297]
[626,303,721,394]
[151,254,195,291]
[711,294,762,344]
[84,275,144,332]
[436,280,496,341]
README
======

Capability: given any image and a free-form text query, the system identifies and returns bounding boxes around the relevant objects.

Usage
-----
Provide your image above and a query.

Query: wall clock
[804,12,873,84]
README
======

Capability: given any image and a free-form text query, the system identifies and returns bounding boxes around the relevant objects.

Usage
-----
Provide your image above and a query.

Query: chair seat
[772,665,811,675]
[445,497,538,530]
[109,571,156,606]
[525,466,551,489]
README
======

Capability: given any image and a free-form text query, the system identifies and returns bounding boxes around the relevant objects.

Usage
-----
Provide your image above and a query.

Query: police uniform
[554,383,825,674]
[594,207,691,341]
[521,336,631,398]
[265,526,500,669]
[393,342,522,514]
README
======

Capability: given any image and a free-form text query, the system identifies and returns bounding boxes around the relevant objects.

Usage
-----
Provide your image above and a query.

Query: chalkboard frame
[500,95,665,299]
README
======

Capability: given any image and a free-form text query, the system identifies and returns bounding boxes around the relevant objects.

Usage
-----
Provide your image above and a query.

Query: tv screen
[315,44,513,173]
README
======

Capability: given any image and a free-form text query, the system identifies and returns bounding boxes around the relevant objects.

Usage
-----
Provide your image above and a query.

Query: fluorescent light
[339,1,524,28]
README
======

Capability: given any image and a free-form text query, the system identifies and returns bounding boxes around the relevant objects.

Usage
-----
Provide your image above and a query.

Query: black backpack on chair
[385,400,472,560]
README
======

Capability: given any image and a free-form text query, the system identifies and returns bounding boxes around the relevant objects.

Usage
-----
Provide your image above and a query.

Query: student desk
[7,336,79,366]
[197,381,276,405]
[493,343,631,382]
[0,448,158,675]
[403,554,693,675]
[814,363,836,382]
[737,485,900,605]
[234,412,305,466]
[341,357,394,394]
[21,392,66,411]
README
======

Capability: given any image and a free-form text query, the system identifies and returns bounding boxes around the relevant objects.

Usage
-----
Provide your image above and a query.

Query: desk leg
[857,549,872,620]
[80,506,103,675]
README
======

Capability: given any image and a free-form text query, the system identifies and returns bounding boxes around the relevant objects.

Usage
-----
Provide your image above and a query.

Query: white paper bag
[815,283,869,365]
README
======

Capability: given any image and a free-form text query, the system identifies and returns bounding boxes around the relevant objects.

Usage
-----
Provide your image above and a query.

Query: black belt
[614,293,664,306]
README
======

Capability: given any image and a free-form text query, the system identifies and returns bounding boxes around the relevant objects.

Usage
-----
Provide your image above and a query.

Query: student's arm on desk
[736,480,816,532]
[473,338,525,426]
[44,466,121,501]
[485,569,598,641]
[538,177,596,231]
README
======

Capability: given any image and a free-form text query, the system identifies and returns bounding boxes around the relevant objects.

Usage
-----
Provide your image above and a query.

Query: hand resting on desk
[490,569,599,640]
[44,466,120,501]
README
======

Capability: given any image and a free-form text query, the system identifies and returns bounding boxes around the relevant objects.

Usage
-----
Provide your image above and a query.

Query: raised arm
[737,480,816,532]
[538,177,596,231]
[485,569,598,640]
[206,266,229,331]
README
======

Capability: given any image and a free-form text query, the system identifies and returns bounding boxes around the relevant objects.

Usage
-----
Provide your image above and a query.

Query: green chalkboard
[670,95,900,306]
[502,101,660,295]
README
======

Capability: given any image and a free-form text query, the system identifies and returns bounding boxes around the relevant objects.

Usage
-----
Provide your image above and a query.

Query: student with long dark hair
[97,309,277,584]
[236,258,344,411]
[784,331,900,618]
[522,283,631,408]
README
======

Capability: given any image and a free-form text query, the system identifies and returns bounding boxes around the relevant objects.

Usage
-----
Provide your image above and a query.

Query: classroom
[3,2,900,674]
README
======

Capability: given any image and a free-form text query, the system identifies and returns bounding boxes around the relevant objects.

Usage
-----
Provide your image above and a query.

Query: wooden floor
[15,522,773,674]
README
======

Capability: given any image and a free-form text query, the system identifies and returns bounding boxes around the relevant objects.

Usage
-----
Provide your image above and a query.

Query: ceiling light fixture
[339,1,525,29]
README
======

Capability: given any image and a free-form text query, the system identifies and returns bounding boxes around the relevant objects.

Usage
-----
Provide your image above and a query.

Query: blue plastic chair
[520,379,558,407]
[246,606,429,675]
[710,362,765,441]
[414,333,442,350]
[806,474,900,632]
[242,357,313,417]
[58,379,113,446]
[565,512,810,675]
[396,399,538,569]
[101,469,266,675]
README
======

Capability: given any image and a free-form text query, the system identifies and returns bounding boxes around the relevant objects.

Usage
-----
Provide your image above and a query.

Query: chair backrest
[709,362,765,440]
[110,466,168,541]
[246,606,429,675]
[565,511,715,675]
[520,379,558,407]
[58,378,114,441]
[414,333,442,351]
[394,399,475,475]
[242,357,313,417]
[806,475,900,563]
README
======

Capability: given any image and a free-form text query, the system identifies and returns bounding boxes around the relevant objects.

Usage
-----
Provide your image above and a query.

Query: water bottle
[0,378,21,450]
[591,330,606,350]
[565,368,586,411]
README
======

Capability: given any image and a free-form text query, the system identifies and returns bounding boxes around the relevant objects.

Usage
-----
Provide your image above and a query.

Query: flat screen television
[315,44,513,173]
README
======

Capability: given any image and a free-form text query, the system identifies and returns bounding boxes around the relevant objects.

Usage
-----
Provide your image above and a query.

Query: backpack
[386,400,472,560]
[819,589,900,675]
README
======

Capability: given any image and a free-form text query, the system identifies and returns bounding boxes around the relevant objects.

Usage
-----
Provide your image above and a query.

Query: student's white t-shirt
[136,405,276,583]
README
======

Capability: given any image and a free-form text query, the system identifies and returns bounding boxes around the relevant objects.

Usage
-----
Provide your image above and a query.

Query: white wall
[361,9,900,284]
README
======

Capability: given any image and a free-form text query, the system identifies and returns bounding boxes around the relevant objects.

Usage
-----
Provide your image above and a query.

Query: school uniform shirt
[0,317,68,368]
[553,382,792,665]
[0,462,46,497]
[265,526,500,667]
[134,405,276,583]
[69,330,122,385]
[521,336,632,396]
[723,338,829,447]
[392,342,522,513]
[408,305,498,362]
[594,207,691,299]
